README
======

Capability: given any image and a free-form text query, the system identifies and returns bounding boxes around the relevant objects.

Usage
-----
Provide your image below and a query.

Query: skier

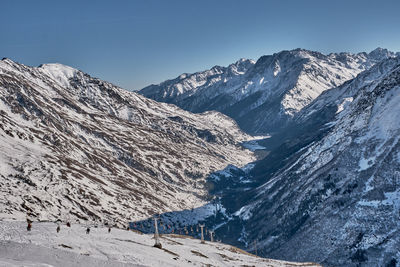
[56,225,60,233]
[26,218,32,231]
[86,227,90,234]
[66,222,71,227]
[108,227,111,233]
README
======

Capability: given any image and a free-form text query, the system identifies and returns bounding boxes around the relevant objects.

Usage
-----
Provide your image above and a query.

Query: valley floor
[0,221,320,267]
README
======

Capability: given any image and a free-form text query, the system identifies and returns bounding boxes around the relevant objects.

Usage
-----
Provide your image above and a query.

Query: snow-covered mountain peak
[368,47,396,61]
[0,58,28,73]
[1,57,13,64]
[227,58,255,75]
[231,57,255,67]
[178,73,188,79]
[141,48,396,134]
[38,63,79,88]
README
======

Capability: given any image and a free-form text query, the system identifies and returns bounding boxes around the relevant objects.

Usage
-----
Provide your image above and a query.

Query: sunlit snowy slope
[0,221,320,267]
[0,58,256,225]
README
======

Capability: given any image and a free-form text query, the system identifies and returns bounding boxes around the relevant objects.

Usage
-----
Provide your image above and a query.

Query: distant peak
[179,73,188,79]
[210,65,223,70]
[231,58,255,68]
[370,47,386,53]
[368,47,395,60]
[272,48,320,58]
[235,58,253,63]
[255,48,319,67]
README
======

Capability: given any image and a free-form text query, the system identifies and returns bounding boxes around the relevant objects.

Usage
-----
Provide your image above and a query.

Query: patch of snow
[38,63,78,88]
[234,205,254,221]
[336,97,353,114]
[242,163,255,174]
[358,156,377,171]
[241,135,269,151]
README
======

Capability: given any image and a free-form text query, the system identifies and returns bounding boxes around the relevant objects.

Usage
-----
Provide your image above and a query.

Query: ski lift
[153,215,162,249]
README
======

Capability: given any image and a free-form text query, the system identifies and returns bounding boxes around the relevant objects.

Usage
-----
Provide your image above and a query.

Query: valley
[1,48,400,266]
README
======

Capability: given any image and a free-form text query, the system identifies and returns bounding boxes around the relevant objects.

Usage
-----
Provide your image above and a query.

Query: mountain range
[231,55,400,266]
[1,47,399,267]
[141,48,400,266]
[140,48,397,134]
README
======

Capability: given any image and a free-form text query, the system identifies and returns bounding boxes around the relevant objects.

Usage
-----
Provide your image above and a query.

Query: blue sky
[1,0,399,90]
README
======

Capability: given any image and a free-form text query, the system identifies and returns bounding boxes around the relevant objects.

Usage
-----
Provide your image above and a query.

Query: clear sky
[1,0,399,90]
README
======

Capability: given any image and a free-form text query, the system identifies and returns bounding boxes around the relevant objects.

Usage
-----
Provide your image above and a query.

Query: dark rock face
[211,57,400,266]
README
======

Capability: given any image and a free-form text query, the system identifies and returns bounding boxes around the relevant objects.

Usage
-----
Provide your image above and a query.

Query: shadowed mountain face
[135,56,400,266]
[140,48,396,134]
[204,57,400,266]
[0,58,256,224]
[247,58,400,262]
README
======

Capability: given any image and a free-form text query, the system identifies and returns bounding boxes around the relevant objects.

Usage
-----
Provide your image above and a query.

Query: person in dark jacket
[86,227,90,234]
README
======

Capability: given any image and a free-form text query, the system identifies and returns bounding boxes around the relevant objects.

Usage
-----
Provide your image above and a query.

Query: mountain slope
[140,48,396,134]
[0,221,321,267]
[0,58,256,225]
[147,56,400,266]
[233,56,400,266]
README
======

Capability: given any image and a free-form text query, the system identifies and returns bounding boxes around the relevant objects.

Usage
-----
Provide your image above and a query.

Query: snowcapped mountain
[140,58,255,103]
[2,48,399,266]
[203,56,400,266]
[140,48,396,134]
[0,58,256,225]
